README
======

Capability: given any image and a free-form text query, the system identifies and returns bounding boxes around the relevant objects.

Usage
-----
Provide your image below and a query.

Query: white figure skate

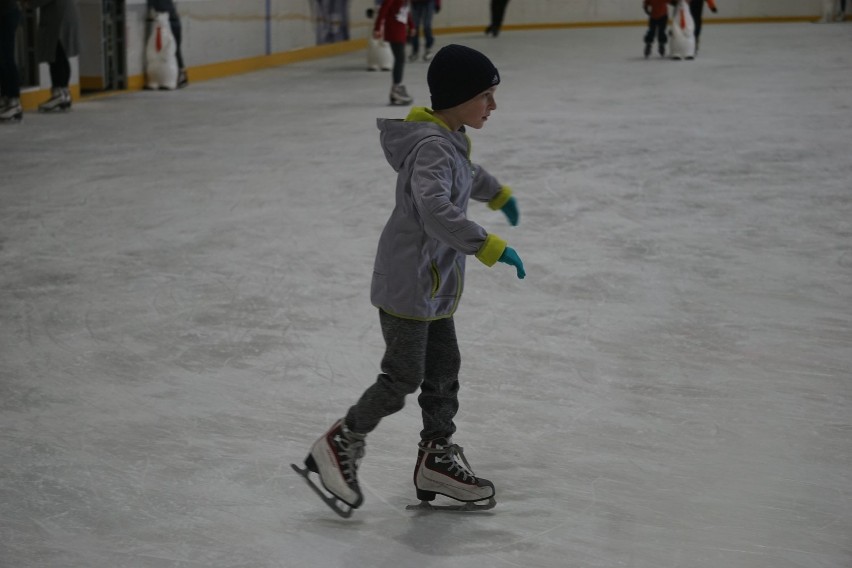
[292,419,366,518]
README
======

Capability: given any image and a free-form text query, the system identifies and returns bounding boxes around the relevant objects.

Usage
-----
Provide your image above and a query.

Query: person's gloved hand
[711,6,717,12]
[501,197,520,226]
[498,247,526,279]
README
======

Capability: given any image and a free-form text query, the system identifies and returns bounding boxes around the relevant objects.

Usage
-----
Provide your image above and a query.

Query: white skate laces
[419,440,477,481]
[409,438,497,511]
[337,425,366,484]
[291,420,367,518]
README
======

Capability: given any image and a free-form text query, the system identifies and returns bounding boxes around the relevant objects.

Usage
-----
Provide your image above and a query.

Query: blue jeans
[410,1,435,54]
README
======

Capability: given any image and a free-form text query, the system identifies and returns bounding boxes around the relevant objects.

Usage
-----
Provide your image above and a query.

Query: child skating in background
[643,0,669,58]
[293,44,526,517]
[374,0,414,105]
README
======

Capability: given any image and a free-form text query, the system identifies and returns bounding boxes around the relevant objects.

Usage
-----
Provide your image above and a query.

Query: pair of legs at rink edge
[485,0,511,36]
[819,0,846,21]
[38,44,73,112]
[299,310,496,512]
[33,0,80,113]
[0,2,23,122]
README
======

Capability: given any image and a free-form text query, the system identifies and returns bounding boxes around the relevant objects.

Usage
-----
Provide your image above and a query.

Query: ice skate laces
[336,428,366,484]
[422,441,477,482]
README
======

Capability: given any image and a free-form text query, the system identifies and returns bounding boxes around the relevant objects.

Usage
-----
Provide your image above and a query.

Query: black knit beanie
[427,44,500,111]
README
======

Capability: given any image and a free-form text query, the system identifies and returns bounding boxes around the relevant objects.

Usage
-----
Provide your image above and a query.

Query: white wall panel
[114,0,829,83]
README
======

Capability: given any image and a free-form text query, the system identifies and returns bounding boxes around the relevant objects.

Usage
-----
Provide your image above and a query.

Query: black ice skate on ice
[407,438,496,512]
[291,419,366,518]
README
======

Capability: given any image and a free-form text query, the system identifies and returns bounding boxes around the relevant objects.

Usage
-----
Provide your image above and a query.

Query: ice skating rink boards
[1,22,850,568]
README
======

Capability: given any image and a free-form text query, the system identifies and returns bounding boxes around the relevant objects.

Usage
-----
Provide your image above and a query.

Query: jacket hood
[377,107,471,172]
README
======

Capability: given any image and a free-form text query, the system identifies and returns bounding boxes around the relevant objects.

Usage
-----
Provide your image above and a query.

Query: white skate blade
[291,463,355,519]
[406,497,496,513]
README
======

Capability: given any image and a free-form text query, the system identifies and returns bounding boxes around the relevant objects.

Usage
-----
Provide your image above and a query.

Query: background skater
[409,0,440,62]
[643,0,669,58]
[689,0,717,54]
[374,0,414,105]
[485,0,511,36]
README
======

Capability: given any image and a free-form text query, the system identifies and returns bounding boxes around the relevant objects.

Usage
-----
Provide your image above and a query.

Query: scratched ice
[1,23,850,568]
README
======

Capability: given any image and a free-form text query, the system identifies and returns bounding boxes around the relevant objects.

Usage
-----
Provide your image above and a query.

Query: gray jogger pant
[345,310,461,441]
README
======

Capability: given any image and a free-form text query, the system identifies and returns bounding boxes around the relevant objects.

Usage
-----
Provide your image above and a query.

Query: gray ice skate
[0,97,23,123]
[389,84,413,106]
[38,88,71,113]
[407,438,496,512]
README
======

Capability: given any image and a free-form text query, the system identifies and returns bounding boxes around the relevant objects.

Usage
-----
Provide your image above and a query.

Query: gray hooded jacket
[372,107,510,320]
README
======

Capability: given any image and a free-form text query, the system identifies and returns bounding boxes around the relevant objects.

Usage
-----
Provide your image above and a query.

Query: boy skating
[294,44,526,517]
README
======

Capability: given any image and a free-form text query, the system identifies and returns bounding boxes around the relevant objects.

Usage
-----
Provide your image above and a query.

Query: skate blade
[405,497,496,513]
[38,105,71,113]
[291,463,355,519]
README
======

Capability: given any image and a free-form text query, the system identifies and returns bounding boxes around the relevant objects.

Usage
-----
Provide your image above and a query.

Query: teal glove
[498,246,526,279]
[501,197,519,226]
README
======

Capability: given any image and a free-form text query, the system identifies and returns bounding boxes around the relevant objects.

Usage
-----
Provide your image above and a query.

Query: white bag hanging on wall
[669,0,696,60]
[146,12,179,90]
[367,37,393,72]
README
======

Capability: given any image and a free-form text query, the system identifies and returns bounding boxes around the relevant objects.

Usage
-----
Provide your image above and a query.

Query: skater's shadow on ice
[291,509,520,557]
[394,514,517,557]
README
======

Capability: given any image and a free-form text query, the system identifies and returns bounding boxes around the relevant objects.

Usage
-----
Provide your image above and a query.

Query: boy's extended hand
[501,197,520,226]
[498,247,526,279]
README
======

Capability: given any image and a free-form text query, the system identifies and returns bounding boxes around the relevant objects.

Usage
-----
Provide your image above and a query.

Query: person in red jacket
[642,0,669,58]
[374,0,414,105]
[689,0,717,53]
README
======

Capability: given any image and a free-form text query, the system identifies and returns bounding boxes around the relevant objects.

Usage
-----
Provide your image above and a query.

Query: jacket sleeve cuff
[475,233,507,267]
[487,186,513,211]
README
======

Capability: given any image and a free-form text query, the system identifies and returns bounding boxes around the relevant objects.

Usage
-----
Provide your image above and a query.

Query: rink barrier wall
[18,15,820,111]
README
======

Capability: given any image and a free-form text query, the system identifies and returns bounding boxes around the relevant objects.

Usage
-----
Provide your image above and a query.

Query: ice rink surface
[2,21,851,568]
